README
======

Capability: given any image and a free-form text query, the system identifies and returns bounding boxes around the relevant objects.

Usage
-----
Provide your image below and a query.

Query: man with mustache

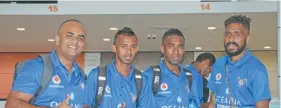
[139,29,191,108]
[84,27,144,108]
[207,15,271,108]
[6,19,87,108]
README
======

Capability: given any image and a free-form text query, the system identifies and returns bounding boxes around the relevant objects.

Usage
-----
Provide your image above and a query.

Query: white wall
[0,101,5,108]
[84,53,101,75]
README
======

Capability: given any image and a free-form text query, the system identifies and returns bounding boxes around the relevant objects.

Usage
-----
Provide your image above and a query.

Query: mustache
[225,42,239,47]
[124,54,132,57]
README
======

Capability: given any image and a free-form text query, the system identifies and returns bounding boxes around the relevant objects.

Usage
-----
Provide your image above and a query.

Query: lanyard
[225,65,235,108]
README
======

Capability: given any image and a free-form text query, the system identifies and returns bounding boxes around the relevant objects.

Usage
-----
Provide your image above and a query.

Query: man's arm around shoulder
[5,91,39,108]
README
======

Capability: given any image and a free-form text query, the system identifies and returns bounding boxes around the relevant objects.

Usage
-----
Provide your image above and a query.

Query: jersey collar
[225,48,253,67]
[159,59,186,79]
[50,49,81,77]
[186,64,201,76]
[108,59,135,81]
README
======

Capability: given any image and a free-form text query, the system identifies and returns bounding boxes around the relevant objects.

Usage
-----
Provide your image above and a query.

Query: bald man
[5,19,87,108]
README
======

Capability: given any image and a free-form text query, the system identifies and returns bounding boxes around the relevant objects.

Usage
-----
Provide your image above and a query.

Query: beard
[224,40,246,57]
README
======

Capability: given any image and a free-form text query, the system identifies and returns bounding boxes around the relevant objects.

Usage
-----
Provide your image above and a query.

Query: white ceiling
[0,12,277,52]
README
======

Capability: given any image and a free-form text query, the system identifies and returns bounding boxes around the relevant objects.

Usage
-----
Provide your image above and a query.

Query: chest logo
[237,77,247,87]
[105,85,110,94]
[52,75,61,84]
[130,93,137,103]
[80,83,85,89]
[161,83,168,91]
[216,73,221,81]
[117,103,126,108]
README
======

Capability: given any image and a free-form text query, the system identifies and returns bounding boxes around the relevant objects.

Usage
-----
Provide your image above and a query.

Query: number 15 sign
[48,5,58,12]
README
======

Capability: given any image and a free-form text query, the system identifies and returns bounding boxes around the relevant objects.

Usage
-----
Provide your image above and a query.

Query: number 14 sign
[201,3,211,10]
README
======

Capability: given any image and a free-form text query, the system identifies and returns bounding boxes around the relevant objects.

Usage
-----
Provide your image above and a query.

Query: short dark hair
[113,27,137,45]
[224,15,251,31]
[195,53,216,66]
[162,28,185,44]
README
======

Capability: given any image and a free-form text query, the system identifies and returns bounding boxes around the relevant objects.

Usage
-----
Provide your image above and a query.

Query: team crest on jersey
[161,83,168,91]
[117,103,126,108]
[52,75,61,84]
[238,79,244,86]
[130,93,137,102]
[216,73,221,81]
[80,83,85,89]
[237,77,247,87]
[105,85,110,94]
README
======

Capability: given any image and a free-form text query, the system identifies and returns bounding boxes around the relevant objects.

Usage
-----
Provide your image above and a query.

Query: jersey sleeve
[207,66,217,92]
[251,66,271,102]
[83,68,99,106]
[12,58,43,95]
[137,67,155,108]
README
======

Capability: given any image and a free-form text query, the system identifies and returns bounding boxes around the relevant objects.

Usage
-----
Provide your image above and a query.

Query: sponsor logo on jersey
[52,75,61,84]
[105,85,110,94]
[216,73,221,81]
[161,83,168,91]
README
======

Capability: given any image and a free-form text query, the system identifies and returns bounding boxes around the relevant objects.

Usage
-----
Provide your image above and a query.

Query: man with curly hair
[207,15,271,108]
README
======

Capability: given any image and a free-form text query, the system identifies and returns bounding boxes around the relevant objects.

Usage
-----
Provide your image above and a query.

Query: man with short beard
[139,29,191,108]
[207,15,271,108]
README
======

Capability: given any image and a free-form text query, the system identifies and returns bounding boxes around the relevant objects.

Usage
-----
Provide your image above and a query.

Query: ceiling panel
[0,12,277,52]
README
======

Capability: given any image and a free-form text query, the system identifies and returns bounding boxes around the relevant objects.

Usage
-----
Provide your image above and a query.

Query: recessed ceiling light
[264,46,271,49]
[103,38,110,41]
[195,47,202,50]
[17,28,25,31]
[109,27,118,31]
[208,27,216,30]
[48,39,55,42]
